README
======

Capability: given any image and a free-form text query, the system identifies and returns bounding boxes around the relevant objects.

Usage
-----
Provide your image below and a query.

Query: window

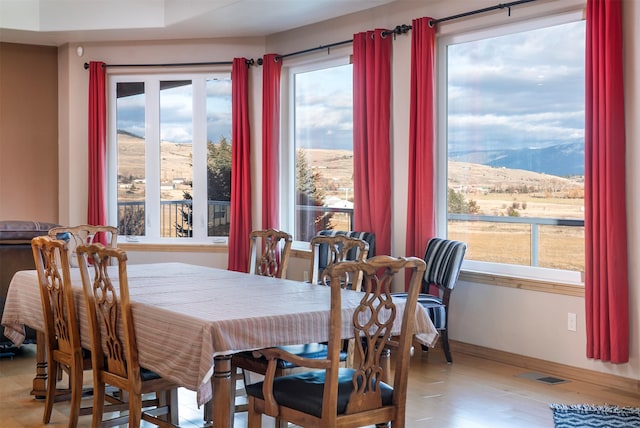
[439,14,586,282]
[108,72,232,241]
[281,58,354,242]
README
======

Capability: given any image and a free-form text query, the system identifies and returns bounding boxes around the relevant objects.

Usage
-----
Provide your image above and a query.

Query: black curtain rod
[275,0,536,61]
[430,0,537,26]
[83,0,536,69]
[276,39,354,61]
[83,58,255,70]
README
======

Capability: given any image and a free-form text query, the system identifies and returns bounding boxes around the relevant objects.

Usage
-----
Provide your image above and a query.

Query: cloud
[447,19,586,152]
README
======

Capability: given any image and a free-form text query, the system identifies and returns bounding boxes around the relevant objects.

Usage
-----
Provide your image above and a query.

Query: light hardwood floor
[1,344,637,427]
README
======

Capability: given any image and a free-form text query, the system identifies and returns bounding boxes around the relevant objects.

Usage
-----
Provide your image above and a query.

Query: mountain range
[449,142,584,177]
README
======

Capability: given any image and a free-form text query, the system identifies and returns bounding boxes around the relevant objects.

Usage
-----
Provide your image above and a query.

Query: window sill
[459,269,584,297]
[118,241,228,253]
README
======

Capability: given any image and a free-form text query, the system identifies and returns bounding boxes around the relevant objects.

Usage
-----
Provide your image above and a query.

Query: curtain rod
[83,0,537,69]
[430,0,537,26]
[274,0,536,62]
[83,58,255,70]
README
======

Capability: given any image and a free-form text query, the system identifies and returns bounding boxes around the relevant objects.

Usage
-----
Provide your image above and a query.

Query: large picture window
[440,14,586,282]
[282,59,354,242]
[108,72,232,241]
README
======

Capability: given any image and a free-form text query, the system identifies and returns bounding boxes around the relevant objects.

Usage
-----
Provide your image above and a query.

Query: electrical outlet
[567,312,577,331]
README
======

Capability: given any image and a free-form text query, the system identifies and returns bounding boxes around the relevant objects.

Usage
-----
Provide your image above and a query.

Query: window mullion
[145,79,161,240]
[192,77,207,239]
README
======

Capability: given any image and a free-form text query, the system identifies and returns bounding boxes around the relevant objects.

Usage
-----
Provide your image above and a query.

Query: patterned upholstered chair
[392,237,467,363]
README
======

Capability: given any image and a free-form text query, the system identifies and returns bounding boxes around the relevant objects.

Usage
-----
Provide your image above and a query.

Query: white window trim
[436,10,586,285]
[280,50,353,248]
[107,71,231,244]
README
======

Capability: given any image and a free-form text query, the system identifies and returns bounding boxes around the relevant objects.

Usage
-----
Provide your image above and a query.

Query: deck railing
[117,201,584,270]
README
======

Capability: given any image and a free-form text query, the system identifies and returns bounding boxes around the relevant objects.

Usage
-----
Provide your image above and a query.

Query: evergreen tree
[296,149,332,241]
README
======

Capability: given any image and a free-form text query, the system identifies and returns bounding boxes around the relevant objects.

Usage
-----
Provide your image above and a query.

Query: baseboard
[451,340,640,395]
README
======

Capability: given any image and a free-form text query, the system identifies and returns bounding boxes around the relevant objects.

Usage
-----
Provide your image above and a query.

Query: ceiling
[0,0,398,47]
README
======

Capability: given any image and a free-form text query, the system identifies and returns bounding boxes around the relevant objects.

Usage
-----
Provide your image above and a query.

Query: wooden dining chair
[48,225,118,267]
[235,234,369,389]
[32,235,93,427]
[77,243,179,428]
[245,255,426,428]
[247,229,292,278]
[309,234,370,288]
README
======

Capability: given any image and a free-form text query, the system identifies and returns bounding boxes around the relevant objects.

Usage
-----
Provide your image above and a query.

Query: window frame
[436,10,586,285]
[280,51,354,248]
[107,70,232,244]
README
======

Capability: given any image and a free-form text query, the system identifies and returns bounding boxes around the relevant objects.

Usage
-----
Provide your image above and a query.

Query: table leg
[31,330,47,399]
[212,355,235,428]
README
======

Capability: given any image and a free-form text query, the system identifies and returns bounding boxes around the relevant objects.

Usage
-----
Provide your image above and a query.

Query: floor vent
[517,372,569,385]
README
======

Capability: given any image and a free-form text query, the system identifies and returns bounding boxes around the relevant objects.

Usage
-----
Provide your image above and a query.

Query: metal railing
[118,201,584,269]
[448,213,584,269]
[117,200,232,237]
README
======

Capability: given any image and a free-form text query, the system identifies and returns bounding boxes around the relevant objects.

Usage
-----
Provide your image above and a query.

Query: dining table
[1,261,439,428]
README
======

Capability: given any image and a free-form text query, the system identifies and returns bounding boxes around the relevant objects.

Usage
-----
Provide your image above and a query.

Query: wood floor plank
[0,344,637,427]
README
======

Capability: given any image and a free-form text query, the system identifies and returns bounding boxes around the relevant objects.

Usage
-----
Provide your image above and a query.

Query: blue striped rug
[551,404,640,428]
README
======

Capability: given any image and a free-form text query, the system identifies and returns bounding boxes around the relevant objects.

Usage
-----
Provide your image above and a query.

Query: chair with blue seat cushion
[317,229,375,262]
[48,224,118,267]
[309,234,370,288]
[392,237,467,363]
[247,228,292,278]
[245,255,426,428]
[32,235,94,427]
[77,243,179,428]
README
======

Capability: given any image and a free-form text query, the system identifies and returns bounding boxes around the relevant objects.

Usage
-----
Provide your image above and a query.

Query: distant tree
[174,136,232,237]
[175,190,193,237]
[118,205,145,236]
[207,137,232,201]
[206,136,232,236]
[296,149,332,241]
[448,188,480,215]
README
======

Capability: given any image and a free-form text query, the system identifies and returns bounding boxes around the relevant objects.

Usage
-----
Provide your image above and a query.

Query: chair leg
[42,359,57,423]
[247,397,262,428]
[68,362,84,428]
[441,329,452,363]
[91,380,106,428]
[128,393,142,428]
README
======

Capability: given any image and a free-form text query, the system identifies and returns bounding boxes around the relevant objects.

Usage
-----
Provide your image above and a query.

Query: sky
[447,19,586,153]
[116,77,232,144]
[116,18,585,156]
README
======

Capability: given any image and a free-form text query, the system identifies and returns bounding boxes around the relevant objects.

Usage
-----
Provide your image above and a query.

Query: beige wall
[49,0,640,384]
[0,42,58,222]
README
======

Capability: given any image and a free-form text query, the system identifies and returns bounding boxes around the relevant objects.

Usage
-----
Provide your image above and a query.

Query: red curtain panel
[584,0,629,363]
[352,29,392,256]
[87,61,108,245]
[261,54,282,229]
[405,17,437,283]
[227,58,253,273]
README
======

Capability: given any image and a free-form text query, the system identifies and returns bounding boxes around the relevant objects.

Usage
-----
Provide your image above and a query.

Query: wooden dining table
[1,262,439,428]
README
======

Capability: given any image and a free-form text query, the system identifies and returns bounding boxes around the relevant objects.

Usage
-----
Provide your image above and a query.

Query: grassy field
[117,136,586,272]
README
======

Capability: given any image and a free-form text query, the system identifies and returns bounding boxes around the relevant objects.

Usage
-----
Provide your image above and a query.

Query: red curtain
[405,18,437,275]
[585,0,628,363]
[87,61,108,245]
[261,54,282,229]
[352,29,392,256]
[227,58,253,272]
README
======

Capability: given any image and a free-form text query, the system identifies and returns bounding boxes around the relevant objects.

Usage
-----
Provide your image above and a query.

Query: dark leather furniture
[0,220,59,355]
